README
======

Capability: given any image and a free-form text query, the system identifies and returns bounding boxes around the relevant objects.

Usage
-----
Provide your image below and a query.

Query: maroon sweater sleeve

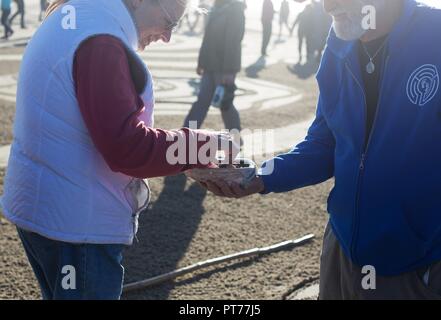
[73,35,215,179]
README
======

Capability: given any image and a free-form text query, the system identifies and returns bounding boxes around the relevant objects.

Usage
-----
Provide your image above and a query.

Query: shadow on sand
[287,60,320,80]
[245,56,267,79]
[122,174,207,299]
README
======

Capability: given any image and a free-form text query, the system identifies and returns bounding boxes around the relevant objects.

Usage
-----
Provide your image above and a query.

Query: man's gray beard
[333,19,367,41]
[332,0,387,41]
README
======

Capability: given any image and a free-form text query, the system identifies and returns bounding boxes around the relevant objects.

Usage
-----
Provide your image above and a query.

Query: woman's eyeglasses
[158,0,181,32]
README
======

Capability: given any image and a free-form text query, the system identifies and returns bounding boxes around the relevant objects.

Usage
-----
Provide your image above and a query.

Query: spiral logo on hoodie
[406,64,439,107]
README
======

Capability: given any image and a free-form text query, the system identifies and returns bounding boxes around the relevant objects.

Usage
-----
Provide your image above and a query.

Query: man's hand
[197,67,204,76]
[199,175,265,198]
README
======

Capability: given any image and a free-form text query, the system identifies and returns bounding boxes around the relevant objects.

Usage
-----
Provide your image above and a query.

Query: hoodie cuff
[257,160,276,194]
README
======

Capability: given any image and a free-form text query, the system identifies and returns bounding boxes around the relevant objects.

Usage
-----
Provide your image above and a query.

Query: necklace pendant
[366,61,375,74]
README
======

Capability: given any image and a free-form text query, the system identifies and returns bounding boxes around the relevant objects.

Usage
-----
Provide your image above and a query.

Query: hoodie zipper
[345,56,390,264]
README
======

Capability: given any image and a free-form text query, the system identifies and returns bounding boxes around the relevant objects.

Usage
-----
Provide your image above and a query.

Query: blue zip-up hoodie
[259,0,441,276]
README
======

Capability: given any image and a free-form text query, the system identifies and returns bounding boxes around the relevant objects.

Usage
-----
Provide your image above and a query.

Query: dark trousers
[183,72,241,132]
[1,9,13,38]
[39,0,48,21]
[9,0,25,28]
[319,222,441,300]
[261,21,272,56]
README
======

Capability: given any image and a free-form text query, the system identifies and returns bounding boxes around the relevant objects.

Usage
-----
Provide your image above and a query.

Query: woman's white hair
[174,0,208,15]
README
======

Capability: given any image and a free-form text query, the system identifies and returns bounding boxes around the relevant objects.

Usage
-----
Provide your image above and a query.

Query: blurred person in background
[261,0,274,56]
[39,0,48,21]
[1,0,13,39]
[309,0,331,62]
[278,0,290,39]
[290,2,312,64]
[183,0,245,134]
[9,0,25,29]
[198,0,211,32]
[290,0,331,64]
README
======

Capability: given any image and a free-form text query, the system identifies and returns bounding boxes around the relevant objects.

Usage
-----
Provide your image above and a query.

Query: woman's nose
[161,30,172,43]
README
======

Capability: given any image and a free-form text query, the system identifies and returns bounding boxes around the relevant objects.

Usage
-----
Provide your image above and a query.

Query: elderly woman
[0,0,236,299]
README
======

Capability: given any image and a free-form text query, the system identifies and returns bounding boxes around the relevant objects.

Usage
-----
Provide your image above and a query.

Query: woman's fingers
[230,181,247,197]
[215,179,237,198]
[197,181,208,189]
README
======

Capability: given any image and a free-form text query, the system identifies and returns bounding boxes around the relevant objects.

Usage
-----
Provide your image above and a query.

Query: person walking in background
[290,0,330,65]
[1,0,13,39]
[290,2,314,64]
[39,0,48,22]
[261,0,274,56]
[9,0,25,29]
[278,0,290,39]
[309,0,331,62]
[183,0,245,134]
[198,0,211,33]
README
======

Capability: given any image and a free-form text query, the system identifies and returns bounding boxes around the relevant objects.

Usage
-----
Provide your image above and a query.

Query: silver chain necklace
[361,37,389,74]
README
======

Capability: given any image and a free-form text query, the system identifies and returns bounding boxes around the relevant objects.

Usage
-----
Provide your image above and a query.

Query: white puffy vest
[0,0,154,244]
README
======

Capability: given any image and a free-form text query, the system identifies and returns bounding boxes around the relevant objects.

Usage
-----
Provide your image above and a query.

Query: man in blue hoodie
[197,0,441,299]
